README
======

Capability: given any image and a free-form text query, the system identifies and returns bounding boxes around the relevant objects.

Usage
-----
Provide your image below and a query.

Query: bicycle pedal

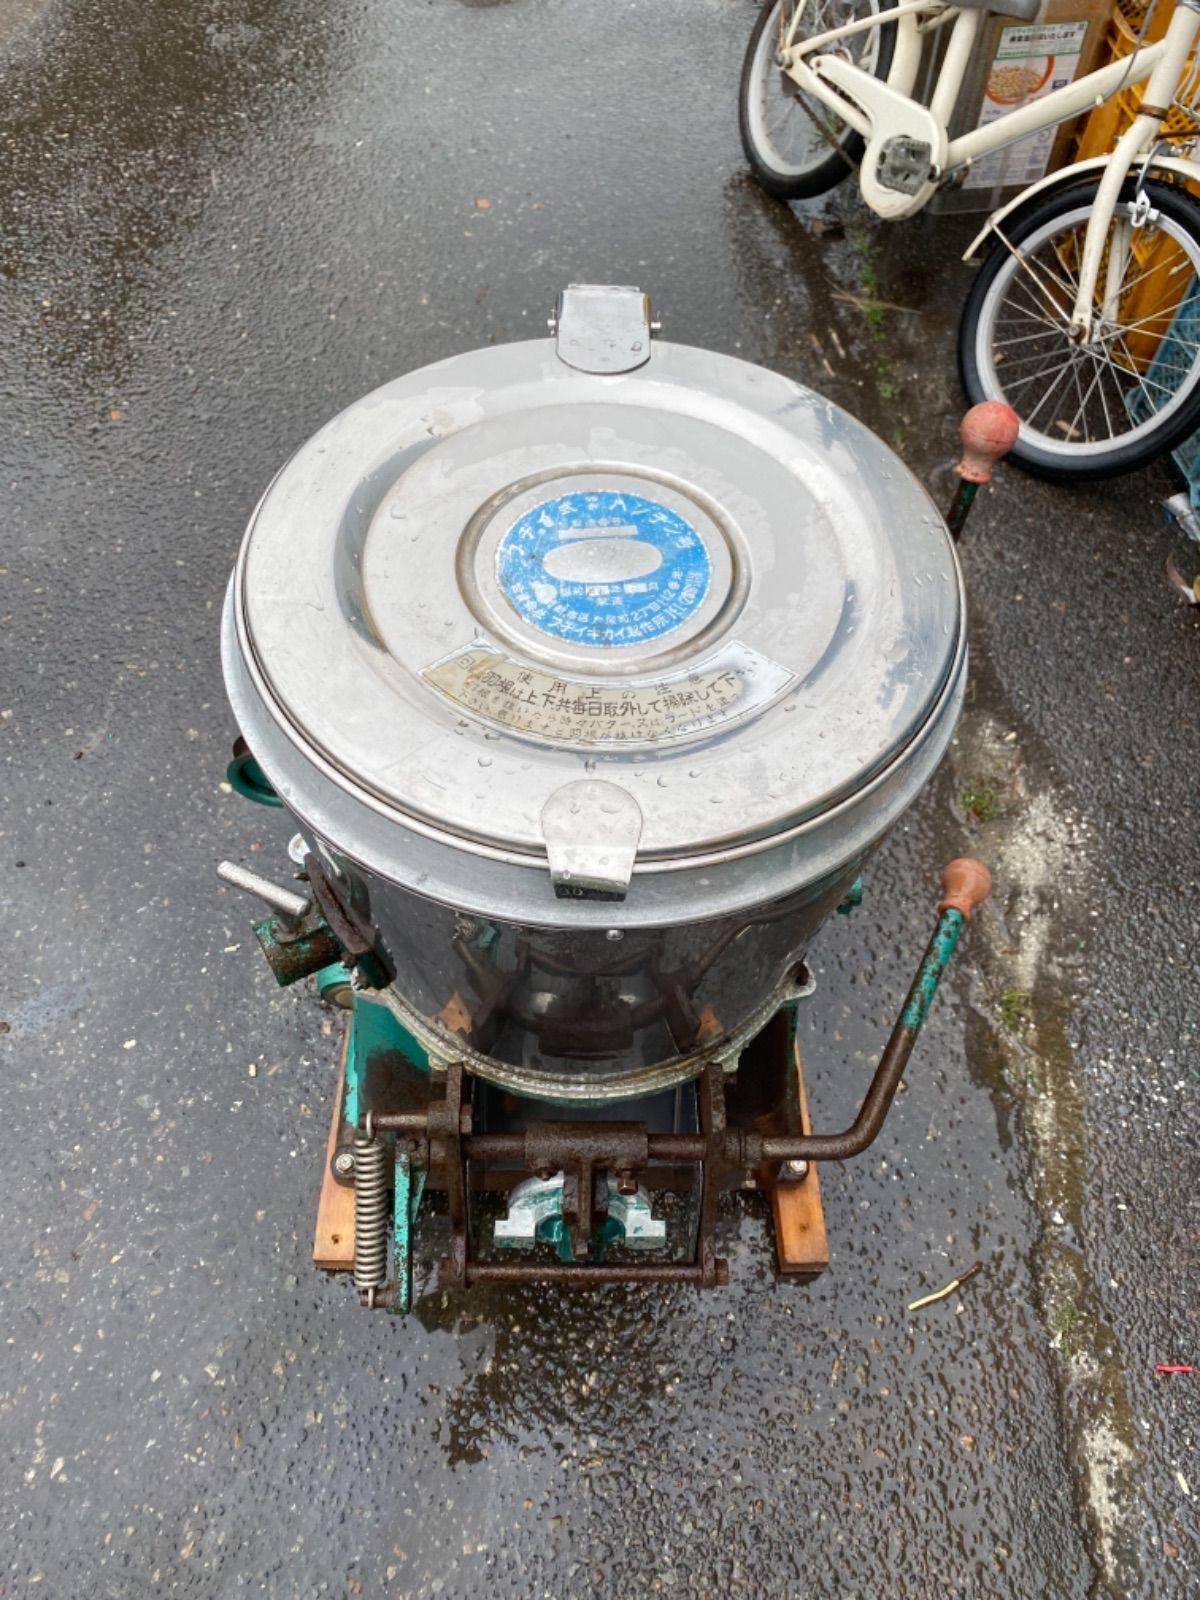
[877,136,934,197]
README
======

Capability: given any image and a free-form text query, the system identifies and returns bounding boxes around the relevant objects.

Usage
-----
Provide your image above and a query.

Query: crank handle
[937,856,992,920]
[945,403,1019,541]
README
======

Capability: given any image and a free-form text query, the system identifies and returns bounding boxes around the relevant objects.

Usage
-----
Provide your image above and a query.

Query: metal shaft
[217,859,311,922]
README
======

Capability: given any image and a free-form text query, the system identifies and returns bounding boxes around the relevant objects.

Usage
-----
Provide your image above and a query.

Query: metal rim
[368,962,814,1104]
[231,564,965,873]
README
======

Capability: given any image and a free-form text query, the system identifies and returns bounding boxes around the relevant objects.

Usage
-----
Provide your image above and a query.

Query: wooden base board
[769,1039,830,1278]
[312,1026,356,1272]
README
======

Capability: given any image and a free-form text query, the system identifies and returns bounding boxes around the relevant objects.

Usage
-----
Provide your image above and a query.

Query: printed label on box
[964,20,1089,191]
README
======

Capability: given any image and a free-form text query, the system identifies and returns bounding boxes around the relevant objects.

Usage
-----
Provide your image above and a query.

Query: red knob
[956,402,1020,485]
[938,858,992,920]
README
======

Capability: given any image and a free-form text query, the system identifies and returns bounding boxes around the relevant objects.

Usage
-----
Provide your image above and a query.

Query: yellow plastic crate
[1073,4,1196,163]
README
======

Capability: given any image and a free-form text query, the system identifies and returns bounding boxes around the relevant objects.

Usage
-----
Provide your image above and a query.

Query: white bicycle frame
[780,0,1200,339]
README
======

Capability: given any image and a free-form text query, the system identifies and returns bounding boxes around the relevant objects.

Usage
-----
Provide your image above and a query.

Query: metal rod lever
[217,859,311,924]
[761,856,992,1161]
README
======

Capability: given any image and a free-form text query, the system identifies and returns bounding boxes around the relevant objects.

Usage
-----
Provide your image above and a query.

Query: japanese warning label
[495,489,712,647]
[422,641,793,746]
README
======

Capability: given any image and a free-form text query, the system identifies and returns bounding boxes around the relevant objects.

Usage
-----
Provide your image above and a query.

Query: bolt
[781,1159,809,1181]
[615,1170,638,1197]
[333,1150,356,1178]
[742,1168,757,1189]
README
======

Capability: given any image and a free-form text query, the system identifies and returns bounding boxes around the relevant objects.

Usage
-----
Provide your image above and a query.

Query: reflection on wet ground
[0,0,337,385]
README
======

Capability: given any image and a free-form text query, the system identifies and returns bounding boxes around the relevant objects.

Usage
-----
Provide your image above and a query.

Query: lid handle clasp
[550,284,656,375]
[541,779,643,901]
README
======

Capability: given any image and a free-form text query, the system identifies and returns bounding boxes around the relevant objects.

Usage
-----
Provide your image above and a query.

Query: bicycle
[739,0,1200,479]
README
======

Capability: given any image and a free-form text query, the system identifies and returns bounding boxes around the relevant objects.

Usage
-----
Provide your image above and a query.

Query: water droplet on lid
[389,504,405,520]
[477,756,493,768]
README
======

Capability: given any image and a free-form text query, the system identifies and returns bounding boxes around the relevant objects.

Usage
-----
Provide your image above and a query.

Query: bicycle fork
[1069,0,1200,343]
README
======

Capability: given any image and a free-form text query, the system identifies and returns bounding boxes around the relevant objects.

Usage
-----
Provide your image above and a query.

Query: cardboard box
[930,0,1115,213]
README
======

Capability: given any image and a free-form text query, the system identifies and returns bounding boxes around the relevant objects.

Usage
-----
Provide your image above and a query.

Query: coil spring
[353,1135,388,1295]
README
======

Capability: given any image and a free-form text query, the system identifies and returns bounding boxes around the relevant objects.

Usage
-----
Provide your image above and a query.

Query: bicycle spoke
[1005,275,1072,333]
[1070,350,1112,443]
[1022,348,1085,429]
[1062,353,1091,442]
[1108,327,1186,403]
[993,342,1083,375]
[993,325,1074,351]
[1083,343,1117,440]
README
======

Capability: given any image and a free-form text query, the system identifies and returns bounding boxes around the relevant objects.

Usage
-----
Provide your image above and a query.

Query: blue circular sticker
[496,490,711,648]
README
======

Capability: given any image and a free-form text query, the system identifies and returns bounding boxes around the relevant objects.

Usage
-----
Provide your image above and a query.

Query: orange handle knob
[956,402,1019,485]
[938,858,992,920]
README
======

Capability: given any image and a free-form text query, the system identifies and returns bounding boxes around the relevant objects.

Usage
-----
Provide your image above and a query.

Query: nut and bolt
[780,1159,809,1181]
[333,1150,357,1179]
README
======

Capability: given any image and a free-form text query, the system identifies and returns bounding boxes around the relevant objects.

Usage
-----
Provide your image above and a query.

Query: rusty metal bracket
[305,856,392,989]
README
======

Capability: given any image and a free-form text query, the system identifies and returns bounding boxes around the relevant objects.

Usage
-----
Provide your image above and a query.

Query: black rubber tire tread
[738,0,896,202]
[958,178,1200,481]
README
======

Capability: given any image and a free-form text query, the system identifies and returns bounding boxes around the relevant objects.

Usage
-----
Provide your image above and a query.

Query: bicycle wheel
[959,180,1200,481]
[738,0,896,201]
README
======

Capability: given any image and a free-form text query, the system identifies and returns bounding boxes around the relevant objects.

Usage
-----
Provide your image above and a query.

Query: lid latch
[550,284,657,375]
[541,780,644,901]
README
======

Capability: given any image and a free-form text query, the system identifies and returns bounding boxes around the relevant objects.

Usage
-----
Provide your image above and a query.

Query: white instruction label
[423,640,794,746]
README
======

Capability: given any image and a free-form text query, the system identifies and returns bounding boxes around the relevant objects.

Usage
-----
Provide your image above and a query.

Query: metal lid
[235,286,962,893]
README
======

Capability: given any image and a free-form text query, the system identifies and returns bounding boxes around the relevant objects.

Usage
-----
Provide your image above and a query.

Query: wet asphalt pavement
[1,1,1198,1595]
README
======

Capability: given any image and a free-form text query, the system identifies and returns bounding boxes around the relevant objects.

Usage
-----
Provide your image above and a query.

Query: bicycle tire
[738,0,896,202]
[958,179,1200,481]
